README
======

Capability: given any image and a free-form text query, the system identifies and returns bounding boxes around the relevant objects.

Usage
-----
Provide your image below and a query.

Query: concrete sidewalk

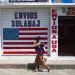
[0,69,75,75]
[0,60,75,69]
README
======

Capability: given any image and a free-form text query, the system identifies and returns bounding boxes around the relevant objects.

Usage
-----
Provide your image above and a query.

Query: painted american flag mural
[2,27,49,55]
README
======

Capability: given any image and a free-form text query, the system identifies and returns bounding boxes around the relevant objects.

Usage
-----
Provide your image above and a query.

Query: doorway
[58,16,75,56]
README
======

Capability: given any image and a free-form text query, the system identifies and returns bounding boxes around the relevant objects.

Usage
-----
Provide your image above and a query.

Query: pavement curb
[0,64,75,69]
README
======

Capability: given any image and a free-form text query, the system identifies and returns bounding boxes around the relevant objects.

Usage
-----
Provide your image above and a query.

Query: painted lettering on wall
[11,12,40,27]
[66,7,75,16]
[62,7,75,16]
[52,9,57,52]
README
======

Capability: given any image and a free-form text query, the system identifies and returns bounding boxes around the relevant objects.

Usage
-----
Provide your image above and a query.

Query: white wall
[1,8,50,56]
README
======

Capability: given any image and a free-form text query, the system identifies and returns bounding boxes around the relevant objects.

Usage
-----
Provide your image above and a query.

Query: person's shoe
[34,69,38,72]
[48,68,50,72]
[38,69,43,72]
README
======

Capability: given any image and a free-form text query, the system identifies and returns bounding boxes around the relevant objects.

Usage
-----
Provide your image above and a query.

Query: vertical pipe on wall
[0,9,2,56]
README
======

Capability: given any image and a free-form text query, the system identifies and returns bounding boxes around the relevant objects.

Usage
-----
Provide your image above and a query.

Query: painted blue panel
[51,0,74,3]
[62,0,72,3]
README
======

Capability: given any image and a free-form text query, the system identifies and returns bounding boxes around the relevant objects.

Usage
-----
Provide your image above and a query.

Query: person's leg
[36,65,40,71]
[35,55,40,71]
[42,62,50,72]
[40,55,50,72]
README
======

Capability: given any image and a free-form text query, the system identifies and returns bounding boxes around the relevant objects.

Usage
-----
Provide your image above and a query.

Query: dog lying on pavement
[27,58,47,71]
[27,63,36,71]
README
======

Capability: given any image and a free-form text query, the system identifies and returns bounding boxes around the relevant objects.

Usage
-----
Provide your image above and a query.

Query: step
[0,60,75,69]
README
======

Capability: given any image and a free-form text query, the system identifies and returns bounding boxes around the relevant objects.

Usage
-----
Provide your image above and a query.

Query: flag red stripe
[3,51,47,54]
[19,28,48,30]
[3,42,34,44]
[19,32,48,35]
[3,47,48,49]
[3,47,35,49]
[3,42,47,45]
[19,37,48,40]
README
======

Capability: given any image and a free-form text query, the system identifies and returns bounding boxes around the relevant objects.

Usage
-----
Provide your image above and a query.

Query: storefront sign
[9,0,47,2]
[51,9,57,53]
[62,7,75,16]
[66,7,75,16]
[11,12,40,27]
